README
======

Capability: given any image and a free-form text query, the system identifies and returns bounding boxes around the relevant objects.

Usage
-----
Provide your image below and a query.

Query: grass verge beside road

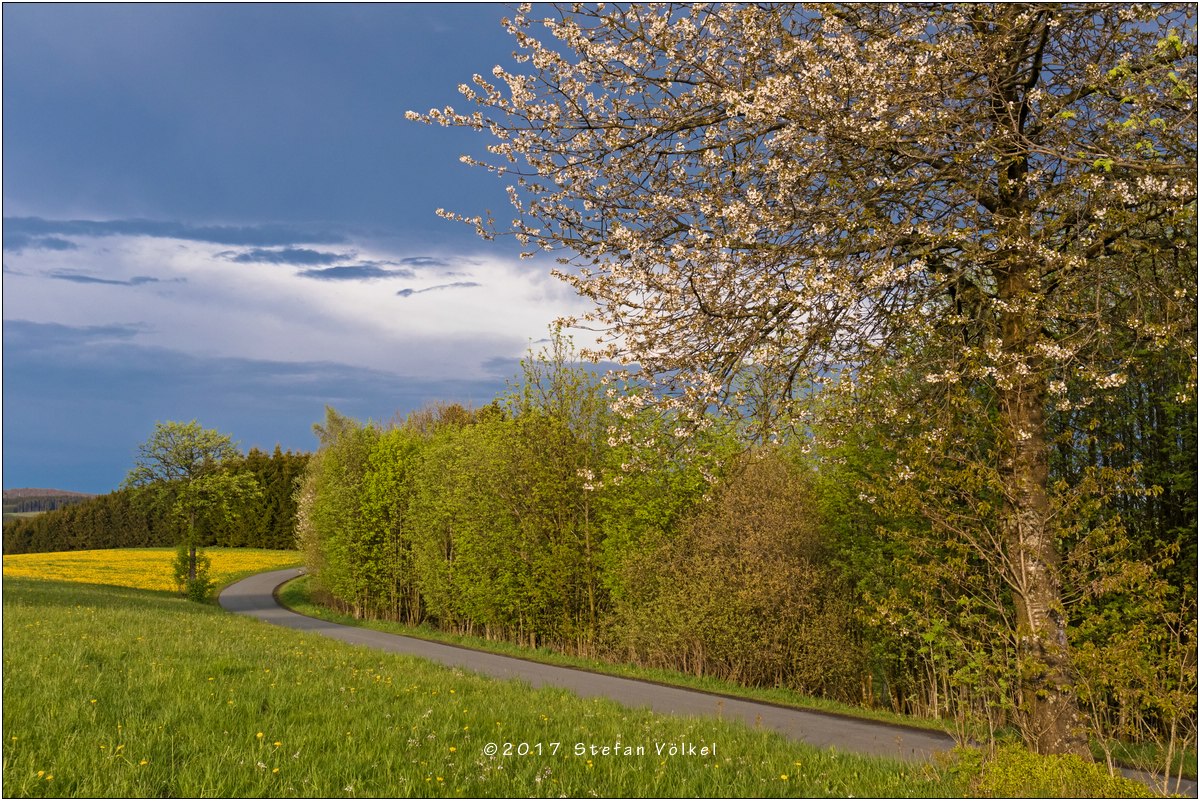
[278,575,955,735]
[279,574,1195,788]
[3,577,959,798]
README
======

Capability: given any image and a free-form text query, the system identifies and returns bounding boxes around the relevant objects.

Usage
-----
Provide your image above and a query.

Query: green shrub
[172,543,214,602]
[970,744,1152,798]
[611,451,861,699]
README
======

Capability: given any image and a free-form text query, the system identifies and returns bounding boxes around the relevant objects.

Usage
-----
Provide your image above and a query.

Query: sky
[3,3,595,493]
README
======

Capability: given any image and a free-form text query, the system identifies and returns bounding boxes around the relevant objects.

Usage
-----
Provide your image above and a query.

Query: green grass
[3,577,962,798]
[281,577,1198,786]
[1092,738,1198,784]
[278,575,954,735]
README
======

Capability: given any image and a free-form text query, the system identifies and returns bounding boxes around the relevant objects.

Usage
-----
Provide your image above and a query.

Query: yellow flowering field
[2,547,302,592]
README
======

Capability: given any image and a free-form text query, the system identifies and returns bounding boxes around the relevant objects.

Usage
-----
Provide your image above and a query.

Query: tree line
[2,446,308,555]
[298,332,1195,765]
[300,339,865,698]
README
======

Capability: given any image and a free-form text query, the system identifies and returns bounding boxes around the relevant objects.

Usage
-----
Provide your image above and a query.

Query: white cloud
[4,233,594,380]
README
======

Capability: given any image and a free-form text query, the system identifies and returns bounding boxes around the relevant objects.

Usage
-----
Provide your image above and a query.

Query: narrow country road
[221,569,1197,796]
[220,568,953,762]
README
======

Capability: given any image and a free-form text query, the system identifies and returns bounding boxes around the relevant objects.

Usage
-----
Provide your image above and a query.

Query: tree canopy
[123,420,261,597]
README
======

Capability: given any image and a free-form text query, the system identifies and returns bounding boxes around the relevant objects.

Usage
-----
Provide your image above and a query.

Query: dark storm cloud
[298,264,417,281]
[395,281,482,297]
[3,217,349,246]
[218,248,427,279]
[223,247,352,266]
[2,232,80,253]
[45,270,169,287]
[3,319,146,347]
[2,318,508,492]
[3,6,517,241]
[217,247,419,279]
[397,256,453,268]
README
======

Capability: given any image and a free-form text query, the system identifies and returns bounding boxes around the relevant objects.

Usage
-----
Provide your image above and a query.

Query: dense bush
[610,450,861,699]
[968,744,1153,798]
[299,342,676,650]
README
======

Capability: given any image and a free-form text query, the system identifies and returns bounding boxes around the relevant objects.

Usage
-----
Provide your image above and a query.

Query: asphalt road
[221,568,1197,795]
[221,568,952,762]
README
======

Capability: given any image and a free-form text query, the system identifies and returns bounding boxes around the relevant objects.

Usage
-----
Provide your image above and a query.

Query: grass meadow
[2,576,963,798]
[3,549,1168,797]
[280,576,1190,792]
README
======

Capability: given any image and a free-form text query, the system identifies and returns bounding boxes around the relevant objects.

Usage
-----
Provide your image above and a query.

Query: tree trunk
[998,264,1090,757]
[188,510,197,582]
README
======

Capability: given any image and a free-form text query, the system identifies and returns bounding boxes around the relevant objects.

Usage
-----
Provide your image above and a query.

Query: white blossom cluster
[408,3,1196,447]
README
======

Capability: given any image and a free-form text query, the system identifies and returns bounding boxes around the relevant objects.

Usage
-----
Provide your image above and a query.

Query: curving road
[221,568,952,762]
[221,569,1197,795]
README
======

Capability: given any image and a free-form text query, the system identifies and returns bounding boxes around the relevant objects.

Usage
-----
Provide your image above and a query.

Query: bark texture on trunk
[998,264,1090,757]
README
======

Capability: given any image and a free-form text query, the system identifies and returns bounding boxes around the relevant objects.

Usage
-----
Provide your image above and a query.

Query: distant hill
[5,488,97,500]
[3,488,97,517]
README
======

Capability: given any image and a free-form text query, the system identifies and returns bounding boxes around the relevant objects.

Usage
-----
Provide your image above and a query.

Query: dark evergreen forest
[2,447,308,554]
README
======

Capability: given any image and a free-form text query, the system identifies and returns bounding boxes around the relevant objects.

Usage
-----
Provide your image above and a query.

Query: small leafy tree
[172,542,213,602]
[123,420,261,601]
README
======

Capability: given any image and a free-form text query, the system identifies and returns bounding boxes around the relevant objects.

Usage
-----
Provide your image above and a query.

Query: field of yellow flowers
[1,547,301,593]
